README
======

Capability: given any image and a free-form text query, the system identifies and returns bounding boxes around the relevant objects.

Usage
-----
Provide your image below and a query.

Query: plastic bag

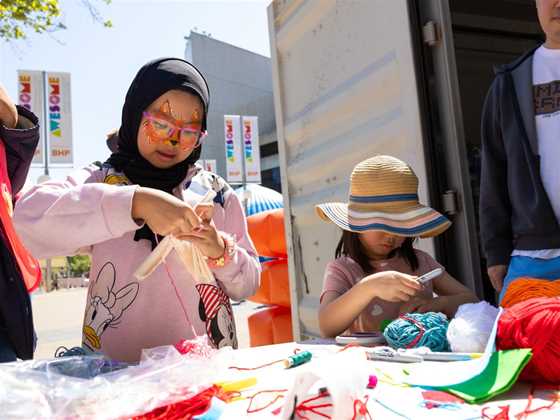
[0,342,224,419]
[279,348,369,420]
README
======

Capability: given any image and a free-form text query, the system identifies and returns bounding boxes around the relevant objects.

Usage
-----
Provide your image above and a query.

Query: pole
[42,71,52,290]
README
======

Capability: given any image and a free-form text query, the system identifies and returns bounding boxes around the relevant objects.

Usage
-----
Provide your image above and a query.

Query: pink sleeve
[320,259,356,303]
[211,190,261,301]
[14,166,140,258]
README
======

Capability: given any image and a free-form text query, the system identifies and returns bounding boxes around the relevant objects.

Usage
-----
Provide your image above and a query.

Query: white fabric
[447,301,499,353]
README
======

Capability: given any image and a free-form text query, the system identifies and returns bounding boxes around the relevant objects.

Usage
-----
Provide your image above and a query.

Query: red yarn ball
[496,297,560,383]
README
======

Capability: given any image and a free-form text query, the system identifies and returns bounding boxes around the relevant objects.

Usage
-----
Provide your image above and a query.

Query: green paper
[436,349,532,404]
[380,319,392,333]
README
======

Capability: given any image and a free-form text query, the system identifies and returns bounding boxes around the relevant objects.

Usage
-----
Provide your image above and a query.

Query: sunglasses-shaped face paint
[142,110,206,150]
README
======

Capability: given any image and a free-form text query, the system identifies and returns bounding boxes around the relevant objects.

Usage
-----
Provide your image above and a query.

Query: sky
[0,0,271,185]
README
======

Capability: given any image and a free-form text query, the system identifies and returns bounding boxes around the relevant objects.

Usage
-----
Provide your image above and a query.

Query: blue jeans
[0,329,17,362]
[499,255,560,303]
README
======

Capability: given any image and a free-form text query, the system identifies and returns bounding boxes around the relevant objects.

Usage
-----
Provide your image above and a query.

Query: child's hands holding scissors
[363,271,422,302]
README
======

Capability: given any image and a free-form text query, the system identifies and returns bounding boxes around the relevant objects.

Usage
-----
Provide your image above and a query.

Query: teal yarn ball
[383,312,451,352]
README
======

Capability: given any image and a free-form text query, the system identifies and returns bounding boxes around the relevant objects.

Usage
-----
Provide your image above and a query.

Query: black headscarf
[105,58,210,248]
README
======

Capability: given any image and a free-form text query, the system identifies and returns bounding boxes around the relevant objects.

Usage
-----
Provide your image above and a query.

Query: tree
[0,0,112,41]
[67,255,91,277]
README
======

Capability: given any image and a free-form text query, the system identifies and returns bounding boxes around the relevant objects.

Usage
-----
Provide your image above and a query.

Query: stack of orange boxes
[245,208,293,346]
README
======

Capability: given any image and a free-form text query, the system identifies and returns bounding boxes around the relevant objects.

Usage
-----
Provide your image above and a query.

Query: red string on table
[481,405,510,420]
[295,390,333,419]
[154,235,198,338]
[336,342,361,353]
[246,389,288,414]
[515,385,560,420]
[352,395,372,420]
[229,348,302,370]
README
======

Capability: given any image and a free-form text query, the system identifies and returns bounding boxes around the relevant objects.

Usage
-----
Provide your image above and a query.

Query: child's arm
[400,272,478,317]
[14,166,141,258]
[319,270,422,337]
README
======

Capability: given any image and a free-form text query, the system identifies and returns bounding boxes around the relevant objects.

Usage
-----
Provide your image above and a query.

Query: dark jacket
[0,105,39,359]
[479,45,560,267]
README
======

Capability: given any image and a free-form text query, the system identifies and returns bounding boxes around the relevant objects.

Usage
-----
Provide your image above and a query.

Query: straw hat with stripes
[315,155,451,238]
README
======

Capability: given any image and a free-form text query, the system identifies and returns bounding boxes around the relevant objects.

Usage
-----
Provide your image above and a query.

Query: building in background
[185,31,280,191]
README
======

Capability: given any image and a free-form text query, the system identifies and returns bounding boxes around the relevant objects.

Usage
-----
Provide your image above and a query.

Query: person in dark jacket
[480,0,560,302]
[0,83,40,361]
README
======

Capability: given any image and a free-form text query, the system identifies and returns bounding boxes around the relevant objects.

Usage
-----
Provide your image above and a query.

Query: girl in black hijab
[14,58,261,361]
[106,58,212,248]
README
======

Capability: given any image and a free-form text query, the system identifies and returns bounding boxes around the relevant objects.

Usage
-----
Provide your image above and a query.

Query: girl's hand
[487,265,507,293]
[176,203,225,258]
[400,296,449,314]
[364,271,422,302]
[0,83,17,129]
[131,187,202,236]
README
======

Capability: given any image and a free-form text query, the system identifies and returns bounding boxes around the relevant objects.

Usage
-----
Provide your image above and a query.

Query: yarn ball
[383,312,450,352]
[497,297,560,383]
[447,301,499,353]
[501,278,560,308]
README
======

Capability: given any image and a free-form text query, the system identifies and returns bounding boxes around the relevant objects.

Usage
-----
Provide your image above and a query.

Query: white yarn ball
[446,301,499,353]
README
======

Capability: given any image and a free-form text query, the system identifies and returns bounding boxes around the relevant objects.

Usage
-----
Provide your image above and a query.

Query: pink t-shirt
[320,250,444,333]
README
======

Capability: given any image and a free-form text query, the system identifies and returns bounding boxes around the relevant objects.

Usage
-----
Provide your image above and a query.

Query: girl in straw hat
[317,155,477,337]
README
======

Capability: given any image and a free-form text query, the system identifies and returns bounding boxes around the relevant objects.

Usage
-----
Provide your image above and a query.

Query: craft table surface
[219,341,559,419]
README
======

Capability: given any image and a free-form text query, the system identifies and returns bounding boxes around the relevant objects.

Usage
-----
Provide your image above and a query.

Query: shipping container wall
[269,0,435,338]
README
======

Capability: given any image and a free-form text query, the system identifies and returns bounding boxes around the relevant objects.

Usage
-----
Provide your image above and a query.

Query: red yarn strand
[228,358,285,371]
[229,348,303,370]
[481,405,511,420]
[352,395,372,420]
[400,315,426,349]
[246,389,288,414]
[515,385,560,420]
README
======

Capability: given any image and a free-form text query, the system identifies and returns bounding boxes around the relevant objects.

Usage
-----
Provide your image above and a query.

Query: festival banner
[47,72,73,165]
[241,116,261,183]
[224,115,243,183]
[17,70,45,165]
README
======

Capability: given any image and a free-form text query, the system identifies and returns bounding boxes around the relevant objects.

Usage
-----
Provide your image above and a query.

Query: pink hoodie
[14,164,261,362]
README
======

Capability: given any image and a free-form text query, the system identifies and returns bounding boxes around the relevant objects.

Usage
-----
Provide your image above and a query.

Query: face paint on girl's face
[143,109,205,151]
[160,100,200,123]
[137,90,205,169]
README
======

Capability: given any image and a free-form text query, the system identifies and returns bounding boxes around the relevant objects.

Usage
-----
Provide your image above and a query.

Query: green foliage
[0,0,112,41]
[67,255,91,277]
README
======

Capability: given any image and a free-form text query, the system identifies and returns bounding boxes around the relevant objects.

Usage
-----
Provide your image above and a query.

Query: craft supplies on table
[335,332,385,346]
[283,350,312,368]
[383,312,451,352]
[2,315,560,420]
[366,346,483,363]
[366,347,423,363]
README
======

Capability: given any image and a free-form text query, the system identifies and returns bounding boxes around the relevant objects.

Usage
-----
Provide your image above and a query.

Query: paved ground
[31,288,260,360]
